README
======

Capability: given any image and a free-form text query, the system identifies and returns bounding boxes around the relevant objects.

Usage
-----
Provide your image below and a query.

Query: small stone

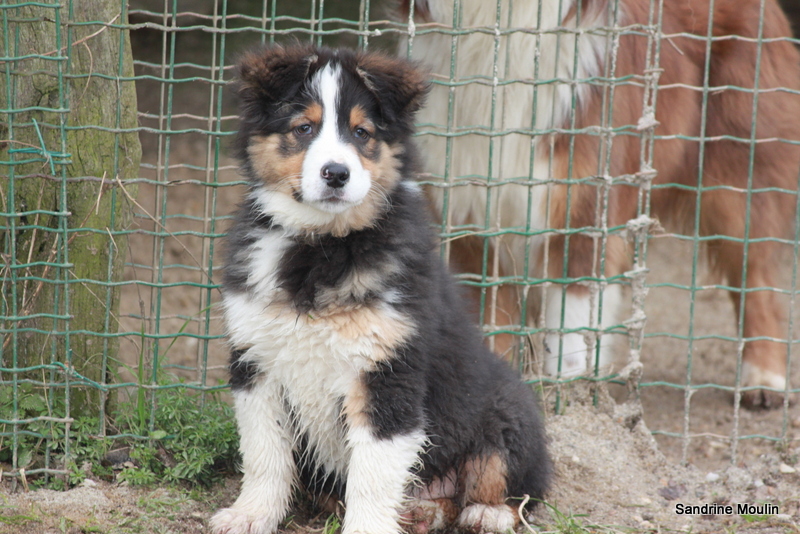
[753,478,764,488]
[103,447,132,468]
[705,472,720,483]
[80,478,97,488]
[640,497,652,505]
[658,484,687,501]
[571,455,580,464]
[779,463,796,474]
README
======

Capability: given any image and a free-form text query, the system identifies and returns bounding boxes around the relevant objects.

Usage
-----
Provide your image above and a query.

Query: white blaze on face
[302,64,371,213]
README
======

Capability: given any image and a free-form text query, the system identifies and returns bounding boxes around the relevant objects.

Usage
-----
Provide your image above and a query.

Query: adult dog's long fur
[401,0,800,408]
[210,45,550,534]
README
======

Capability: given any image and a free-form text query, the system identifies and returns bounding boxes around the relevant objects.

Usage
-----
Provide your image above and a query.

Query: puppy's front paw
[210,508,279,534]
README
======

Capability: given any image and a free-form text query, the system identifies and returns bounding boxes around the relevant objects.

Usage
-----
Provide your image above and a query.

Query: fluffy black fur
[224,45,550,514]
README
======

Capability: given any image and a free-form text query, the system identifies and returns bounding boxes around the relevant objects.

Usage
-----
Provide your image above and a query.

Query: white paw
[741,361,790,409]
[210,508,279,534]
[741,361,786,390]
[457,504,516,533]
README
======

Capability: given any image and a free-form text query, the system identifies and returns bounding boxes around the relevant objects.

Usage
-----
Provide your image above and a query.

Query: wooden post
[0,1,141,417]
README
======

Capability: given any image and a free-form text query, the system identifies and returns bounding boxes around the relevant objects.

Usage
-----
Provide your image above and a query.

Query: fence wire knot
[624,215,658,241]
[636,107,659,131]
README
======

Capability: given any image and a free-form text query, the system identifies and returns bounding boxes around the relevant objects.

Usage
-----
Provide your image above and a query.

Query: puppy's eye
[294,124,313,136]
[353,127,370,140]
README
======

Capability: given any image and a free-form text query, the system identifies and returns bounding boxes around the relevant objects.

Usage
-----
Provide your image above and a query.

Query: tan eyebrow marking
[290,102,323,129]
[349,105,374,134]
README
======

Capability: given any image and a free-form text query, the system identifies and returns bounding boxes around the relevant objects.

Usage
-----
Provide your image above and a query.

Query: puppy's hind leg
[457,454,518,534]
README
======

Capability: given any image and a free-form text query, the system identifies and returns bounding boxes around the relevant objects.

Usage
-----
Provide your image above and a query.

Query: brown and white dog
[400,0,800,408]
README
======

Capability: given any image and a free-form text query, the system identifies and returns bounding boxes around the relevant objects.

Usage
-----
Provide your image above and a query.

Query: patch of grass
[114,383,240,487]
[533,501,633,534]
[741,513,771,523]
[0,512,41,526]
[0,378,239,490]
[137,488,191,516]
[0,382,68,471]
[2,307,238,490]
[323,513,341,534]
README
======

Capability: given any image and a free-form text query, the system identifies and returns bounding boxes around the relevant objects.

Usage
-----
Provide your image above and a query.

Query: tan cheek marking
[366,141,404,190]
[462,454,509,505]
[247,134,305,195]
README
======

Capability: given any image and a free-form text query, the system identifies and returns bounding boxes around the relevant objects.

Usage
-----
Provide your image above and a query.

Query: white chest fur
[223,230,415,478]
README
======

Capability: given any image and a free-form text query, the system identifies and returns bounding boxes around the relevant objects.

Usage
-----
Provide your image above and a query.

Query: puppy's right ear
[234,45,317,107]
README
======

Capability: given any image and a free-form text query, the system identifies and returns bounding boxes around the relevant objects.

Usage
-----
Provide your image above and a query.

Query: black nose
[321,162,350,189]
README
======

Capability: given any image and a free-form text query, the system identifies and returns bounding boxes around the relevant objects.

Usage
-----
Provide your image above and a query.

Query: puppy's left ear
[235,45,317,108]
[356,54,430,124]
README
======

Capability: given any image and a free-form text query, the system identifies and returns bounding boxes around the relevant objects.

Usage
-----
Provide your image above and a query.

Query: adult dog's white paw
[210,508,279,534]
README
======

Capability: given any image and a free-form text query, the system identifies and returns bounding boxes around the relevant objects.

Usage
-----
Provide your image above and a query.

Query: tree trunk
[0,1,141,416]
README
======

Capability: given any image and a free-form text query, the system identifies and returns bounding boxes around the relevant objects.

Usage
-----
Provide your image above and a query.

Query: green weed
[115,383,239,487]
[0,378,239,490]
[323,514,342,534]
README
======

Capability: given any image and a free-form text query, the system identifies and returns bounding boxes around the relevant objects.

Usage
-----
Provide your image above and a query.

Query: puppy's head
[234,45,428,236]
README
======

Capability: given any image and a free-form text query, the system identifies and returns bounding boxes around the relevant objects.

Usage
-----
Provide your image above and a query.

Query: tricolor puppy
[210,45,551,534]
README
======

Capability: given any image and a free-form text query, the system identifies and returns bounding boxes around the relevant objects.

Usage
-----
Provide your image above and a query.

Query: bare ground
[2,391,800,533]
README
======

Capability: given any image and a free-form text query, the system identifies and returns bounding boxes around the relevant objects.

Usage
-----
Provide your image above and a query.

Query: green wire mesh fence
[1,0,799,486]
